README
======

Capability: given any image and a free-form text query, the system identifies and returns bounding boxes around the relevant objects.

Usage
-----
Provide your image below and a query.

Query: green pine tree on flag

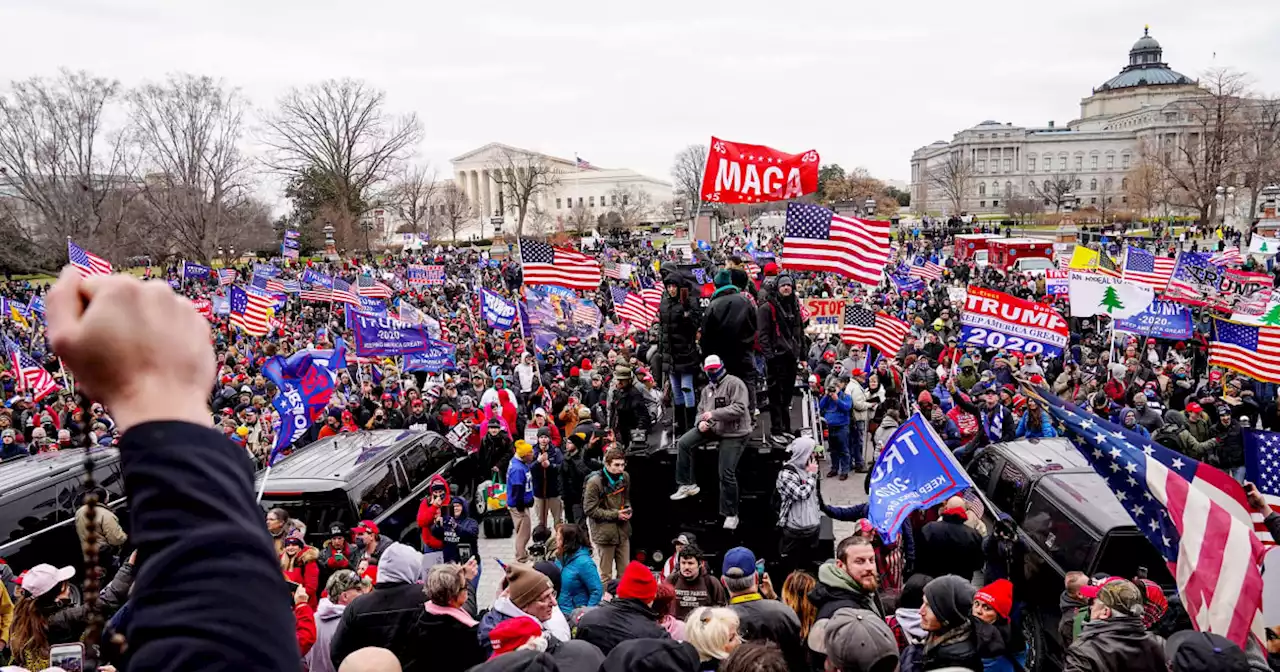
[1099,285,1125,314]
[1261,303,1280,326]
[1262,241,1271,253]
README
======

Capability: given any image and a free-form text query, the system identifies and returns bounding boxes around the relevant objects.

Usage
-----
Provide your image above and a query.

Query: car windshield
[260,489,352,546]
[1018,258,1055,270]
[975,250,989,263]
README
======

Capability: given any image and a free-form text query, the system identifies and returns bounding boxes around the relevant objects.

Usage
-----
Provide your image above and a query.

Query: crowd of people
[0,215,1279,672]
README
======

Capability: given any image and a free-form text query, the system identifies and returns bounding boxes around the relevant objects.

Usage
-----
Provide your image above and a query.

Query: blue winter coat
[438,510,480,565]
[819,392,854,428]
[556,546,603,615]
[530,444,564,499]
[1015,412,1057,439]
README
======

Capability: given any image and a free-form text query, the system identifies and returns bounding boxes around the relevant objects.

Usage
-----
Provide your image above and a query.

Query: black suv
[0,447,127,574]
[256,429,476,550]
[966,438,1183,671]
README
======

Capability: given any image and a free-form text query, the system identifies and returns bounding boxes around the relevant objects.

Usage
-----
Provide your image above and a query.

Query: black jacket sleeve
[120,421,296,672]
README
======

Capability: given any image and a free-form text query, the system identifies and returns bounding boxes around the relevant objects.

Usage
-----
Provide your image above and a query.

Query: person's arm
[0,582,12,651]
[822,501,870,521]
[295,603,317,657]
[44,268,297,672]
[99,507,129,547]
[584,562,604,607]
[583,478,615,521]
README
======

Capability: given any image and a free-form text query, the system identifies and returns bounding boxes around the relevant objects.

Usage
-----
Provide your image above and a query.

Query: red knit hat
[488,616,542,658]
[975,578,1014,619]
[616,561,658,603]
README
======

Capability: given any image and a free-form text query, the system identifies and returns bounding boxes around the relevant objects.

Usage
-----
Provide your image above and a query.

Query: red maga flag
[700,136,819,204]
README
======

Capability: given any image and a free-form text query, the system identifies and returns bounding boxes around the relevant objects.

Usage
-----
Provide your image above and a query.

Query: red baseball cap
[1080,575,1126,599]
[352,520,379,535]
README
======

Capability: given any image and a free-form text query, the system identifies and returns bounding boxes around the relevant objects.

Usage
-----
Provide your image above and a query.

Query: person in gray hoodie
[329,542,425,669]
[776,436,821,580]
[670,354,753,530]
[306,570,365,672]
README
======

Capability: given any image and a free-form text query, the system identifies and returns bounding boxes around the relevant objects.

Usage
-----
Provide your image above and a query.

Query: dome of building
[1095,26,1194,93]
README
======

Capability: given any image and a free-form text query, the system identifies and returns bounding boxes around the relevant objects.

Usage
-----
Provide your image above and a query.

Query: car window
[0,486,63,545]
[1094,531,1176,589]
[354,465,402,521]
[1021,488,1095,574]
[398,441,435,489]
[259,490,353,546]
[969,450,1001,495]
[991,461,1029,519]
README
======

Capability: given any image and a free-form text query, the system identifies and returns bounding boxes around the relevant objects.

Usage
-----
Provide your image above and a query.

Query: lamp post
[1062,192,1076,214]
[1215,185,1238,231]
[323,225,336,259]
[864,197,878,218]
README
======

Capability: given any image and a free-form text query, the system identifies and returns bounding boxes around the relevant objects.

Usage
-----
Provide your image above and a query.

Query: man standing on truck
[669,355,752,531]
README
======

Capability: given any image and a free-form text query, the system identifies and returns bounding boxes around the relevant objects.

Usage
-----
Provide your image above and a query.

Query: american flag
[67,240,112,277]
[520,239,602,291]
[781,202,889,287]
[1165,252,1215,303]
[1244,429,1280,544]
[1122,247,1176,292]
[745,261,761,279]
[1210,318,1280,383]
[575,156,592,169]
[1211,248,1244,266]
[639,288,664,308]
[841,305,910,357]
[357,275,394,298]
[603,262,623,280]
[407,265,445,285]
[2,335,59,402]
[279,279,301,294]
[330,278,361,306]
[907,261,944,282]
[252,275,286,294]
[229,285,273,336]
[572,301,602,329]
[218,268,237,286]
[610,286,657,330]
[1040,390,1265,648]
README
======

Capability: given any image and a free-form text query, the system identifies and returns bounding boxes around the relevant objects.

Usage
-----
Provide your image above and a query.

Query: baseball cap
[808,608,898,671]
[488,616,543,658]
[1094,578,1144,617]
[328,522,346,537]
[671,534,691,546]
[352,520,379,535]
[19,563,75,598]
[722,546,756,577]
[1079,575,1124,599]
[1165,630,1251,672]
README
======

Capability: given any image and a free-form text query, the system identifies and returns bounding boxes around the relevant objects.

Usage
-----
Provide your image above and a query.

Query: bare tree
[1157,68,1252,223]
[260,79,421,249]
[606,185,654,228]
[565,201,594,233]
[925,153,973,215]
[1239,96,1280,221]
[670,144,707,212]
[1126,138,1171,218]
[437,181,472,243]
[1005,194,1040,224]
[0,70,135,270]
[487,147,560,238]
[1029,174,1080,212]
[387,163,438,238]
[127,74,250,262]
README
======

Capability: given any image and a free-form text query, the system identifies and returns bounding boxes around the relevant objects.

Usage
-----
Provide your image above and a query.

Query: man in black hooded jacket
[702,269,759,412]
[758,273,803,439]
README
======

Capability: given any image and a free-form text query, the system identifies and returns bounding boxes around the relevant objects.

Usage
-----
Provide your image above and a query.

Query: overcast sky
[3,0,1278,189]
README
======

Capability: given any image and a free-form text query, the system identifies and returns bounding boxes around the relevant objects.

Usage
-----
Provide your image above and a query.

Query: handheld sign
[867,412,974,542]
[802,298,847,334]
[960,286,1069,357]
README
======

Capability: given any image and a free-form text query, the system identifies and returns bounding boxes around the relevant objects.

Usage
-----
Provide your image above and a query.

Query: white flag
[1068,271,1154,319]
[1249,235,1280,256]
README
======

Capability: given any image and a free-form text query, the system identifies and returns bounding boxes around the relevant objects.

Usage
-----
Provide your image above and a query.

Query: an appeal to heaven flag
[1068,271,1154,320]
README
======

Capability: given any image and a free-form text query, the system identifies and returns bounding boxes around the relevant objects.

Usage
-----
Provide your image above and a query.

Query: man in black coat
[914,497,985,581]
[575,561,669,655]
[702,269,759,412]
[758,274,803,440]
[330,542,429,668]
[657,264,702,436]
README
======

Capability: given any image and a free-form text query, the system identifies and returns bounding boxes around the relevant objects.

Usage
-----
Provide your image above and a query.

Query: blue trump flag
[181,261,212,281]
[479,288,518,331]
[867,412,974,541]
[404,339,457,373]
[263,336,346,464]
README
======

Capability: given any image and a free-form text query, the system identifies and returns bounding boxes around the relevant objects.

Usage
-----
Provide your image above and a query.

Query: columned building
[450,143,673,235]
[910,28,1251,218]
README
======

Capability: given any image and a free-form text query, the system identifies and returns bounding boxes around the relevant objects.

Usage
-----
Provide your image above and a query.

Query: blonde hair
[686,607,741,662]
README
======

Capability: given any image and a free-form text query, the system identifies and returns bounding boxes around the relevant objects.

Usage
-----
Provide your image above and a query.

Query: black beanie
[923,575,977,630]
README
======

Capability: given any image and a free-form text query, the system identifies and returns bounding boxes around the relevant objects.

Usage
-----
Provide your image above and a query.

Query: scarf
[981,406,1004,441]
[600,468,622,490]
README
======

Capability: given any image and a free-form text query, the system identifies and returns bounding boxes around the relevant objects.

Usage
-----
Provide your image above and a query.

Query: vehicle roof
[1015,257,1056,265]
[955,233,1000,239]
[1035,471,1138,536]
[990,437,1093,475]
[254,430,438,488]
[989,237,1049,246]
[0,447,120,498]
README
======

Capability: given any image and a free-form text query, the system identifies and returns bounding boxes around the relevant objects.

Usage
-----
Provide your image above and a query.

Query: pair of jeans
[669,372,696,407]
[851,420,867,470]
[675,427,747,517]
[828,424,851,475]
[766,357,797,434]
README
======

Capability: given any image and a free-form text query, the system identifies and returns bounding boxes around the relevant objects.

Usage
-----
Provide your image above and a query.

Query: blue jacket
[1015,413,1057,439]
[819,392,854,428]
[438,509,480,564]
[530,444,565,499]
[823,502,915,566]
[556,546,603,614]
[507,457,534,509]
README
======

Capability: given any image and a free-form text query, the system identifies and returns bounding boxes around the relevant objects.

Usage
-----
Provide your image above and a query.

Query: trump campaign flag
[404,340,457,373]
[263,337,346,463]
[181,261,212,282]
[867,412,974,542]
[351,311,433,357]
[962,286,1069,357]
[1039,389,1266,648]
[700,136,819,204]
[479,288,518,331]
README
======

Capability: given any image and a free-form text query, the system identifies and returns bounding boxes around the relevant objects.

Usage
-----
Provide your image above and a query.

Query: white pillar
[455,171,466,200]
[491,173,503,217]
[480,169,493,218]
